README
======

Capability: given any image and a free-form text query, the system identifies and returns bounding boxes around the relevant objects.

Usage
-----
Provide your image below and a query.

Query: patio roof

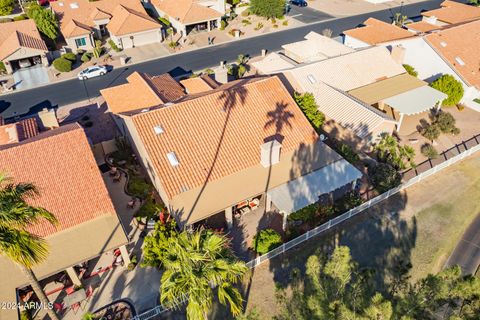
[267,159,362,214]
[383,86,447,115]
[347,73,427,105]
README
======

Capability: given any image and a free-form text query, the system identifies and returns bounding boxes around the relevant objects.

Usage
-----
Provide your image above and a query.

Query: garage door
[122,31,160,49]
[13,65,49,90]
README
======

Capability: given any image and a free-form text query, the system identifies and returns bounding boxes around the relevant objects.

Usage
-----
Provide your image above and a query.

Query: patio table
[63,288,86,307]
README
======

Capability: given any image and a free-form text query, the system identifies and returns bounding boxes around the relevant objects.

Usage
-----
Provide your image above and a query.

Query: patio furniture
[127,198,136,208]
[109,167,117,176]
[85,285,94,301]
[53,302,65,314]
[113,172,121,183]
[249,198,260,209]
[239,206,250,215]
[65,286,75,295]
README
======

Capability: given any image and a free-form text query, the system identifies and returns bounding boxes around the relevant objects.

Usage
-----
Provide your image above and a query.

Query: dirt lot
[242,153,480,318]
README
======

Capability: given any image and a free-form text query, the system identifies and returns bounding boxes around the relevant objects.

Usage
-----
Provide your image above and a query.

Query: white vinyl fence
[133,140,480,320]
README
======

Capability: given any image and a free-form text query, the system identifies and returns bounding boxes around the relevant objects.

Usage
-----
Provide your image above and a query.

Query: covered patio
[266,159,363,217]
[382,86,447,135]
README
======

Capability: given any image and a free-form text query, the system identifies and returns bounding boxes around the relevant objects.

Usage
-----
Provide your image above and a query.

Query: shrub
[403,64,418,77]
[108,39,121,52]
[421,143,438,159]
[92,39,103,58]
[254,22,263,30]
[52,57,72,72]
[241,19,251,25]
[61,52,77,62]
[220,19,227,30]
[252,229,282,255]
[294,92,325,129]
[158,16,171,27]
[127,255,138,271]
[457,103,466,111]
[0,61,5,73]
[334,191,363,214]
[13,14,28,21]
[272,24,278,28]
[337,142,360,164]
[420,123,440,142]
[136,197,163,221]
[168,41,177,49]
[127,175,151,199]
[433,111,460,135]
[369,163,401,193]
[81,52,91,63]
[430,74,464,106]
[0,0,14,16]
[271,17,276,23]
[288,203,334,227]
[241,8,251,17]
[141,214,178,268]
[282,20,288,26]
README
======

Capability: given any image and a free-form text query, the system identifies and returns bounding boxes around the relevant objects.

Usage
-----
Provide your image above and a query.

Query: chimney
[260,140,282,167]
[37,108,59,131]
[214,63,228,84]
[390,45,406,65]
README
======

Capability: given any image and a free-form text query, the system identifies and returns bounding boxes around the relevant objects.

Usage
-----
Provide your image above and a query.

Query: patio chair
[85,285,94,301]
[65,286,75,295]
[71,302,80,314]
[53,302,65,314]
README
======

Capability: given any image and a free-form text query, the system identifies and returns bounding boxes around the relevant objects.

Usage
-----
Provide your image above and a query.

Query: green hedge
[108,39,121,52]
[252,229,282,255]
[13,14,28,21]
[61,52,77,62]
[52,57,72,72]
[0,61,6,73]
[81,52,91,63]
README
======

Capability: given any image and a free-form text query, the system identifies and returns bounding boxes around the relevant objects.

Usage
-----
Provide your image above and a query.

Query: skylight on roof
[440,41,447,47]
[153,125,164,135]
[307,74,317,84]
[167,152,179,167]
[70,2,79,8]
[455,57,465,66]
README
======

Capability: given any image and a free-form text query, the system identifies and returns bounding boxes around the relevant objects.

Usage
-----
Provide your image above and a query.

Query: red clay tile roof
[0,20,48,61]
[152,0,222,24]
[406,21,441,33]
[422,0,480,24]
[0,118,40,146]
[343,18,415,45]
[180,77,215,94]
[101,72,185,114]
[131,76,319,199]
[425,19,480,88]
[0,123,117,237]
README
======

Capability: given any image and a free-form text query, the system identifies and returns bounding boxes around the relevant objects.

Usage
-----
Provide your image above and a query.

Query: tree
[160,229,249,319]
[420,144,439,159]
[228,54,250,79]
[403,64,418,77]
[141,212,177,268]
[0,0,14,16]
[393,12,407,27]
[250,0,285,19]
[430,75,464,106]
[0,174,59,320]
[26,3,58,41]
[294,92,325,130]
[369,162,401,193]
[92,40,102,58]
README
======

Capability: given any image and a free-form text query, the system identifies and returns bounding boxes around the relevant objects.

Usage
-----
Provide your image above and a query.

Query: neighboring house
[342,18,416,48]
[0,123,128,320]
[51,0,162,50]
[281,31,355,63]
[150,0,225,36]
[101,73,362,228]
[0,20,49,74]
[421,0,480,26]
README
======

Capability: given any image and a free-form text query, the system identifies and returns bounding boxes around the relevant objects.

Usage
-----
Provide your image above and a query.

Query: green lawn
[244,155,480,316]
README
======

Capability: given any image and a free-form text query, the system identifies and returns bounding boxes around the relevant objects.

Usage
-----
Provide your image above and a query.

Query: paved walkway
[445,214,480,275]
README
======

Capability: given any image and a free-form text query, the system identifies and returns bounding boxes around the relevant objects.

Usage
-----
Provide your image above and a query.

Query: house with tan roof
[421,0,480,26]
[149,0,226,36]
[51,0,162,51]
[342,18,416,48]
[0,19,49,74]
[0,123,128,320]
[101,73,362,229]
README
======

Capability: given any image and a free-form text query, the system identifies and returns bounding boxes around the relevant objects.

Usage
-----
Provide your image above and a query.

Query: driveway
[12,65,49,90]
[445,214,480,275]
[288,5,334,24]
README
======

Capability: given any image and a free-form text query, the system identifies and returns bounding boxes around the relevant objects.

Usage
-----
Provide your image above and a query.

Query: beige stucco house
[101,72,362,228]
[149,0,225,36]
[0,20,49,74]
[51,0,162,51]
[0,123,128,320]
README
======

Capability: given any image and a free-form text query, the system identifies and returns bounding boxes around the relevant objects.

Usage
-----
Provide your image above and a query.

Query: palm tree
[0,174,59,320]
[160,229,249,319]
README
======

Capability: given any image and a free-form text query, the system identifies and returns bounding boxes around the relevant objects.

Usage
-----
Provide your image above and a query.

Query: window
[75,37,86,48]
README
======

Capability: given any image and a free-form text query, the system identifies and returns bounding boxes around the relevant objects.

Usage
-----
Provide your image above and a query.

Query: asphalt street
[0,0,446,118]
[288,4,334,24]
[445,214,480,275]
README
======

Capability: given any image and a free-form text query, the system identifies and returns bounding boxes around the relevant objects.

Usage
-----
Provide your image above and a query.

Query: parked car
[18,59,32,68]
[77,66,108,80]
[290,0,307,6]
